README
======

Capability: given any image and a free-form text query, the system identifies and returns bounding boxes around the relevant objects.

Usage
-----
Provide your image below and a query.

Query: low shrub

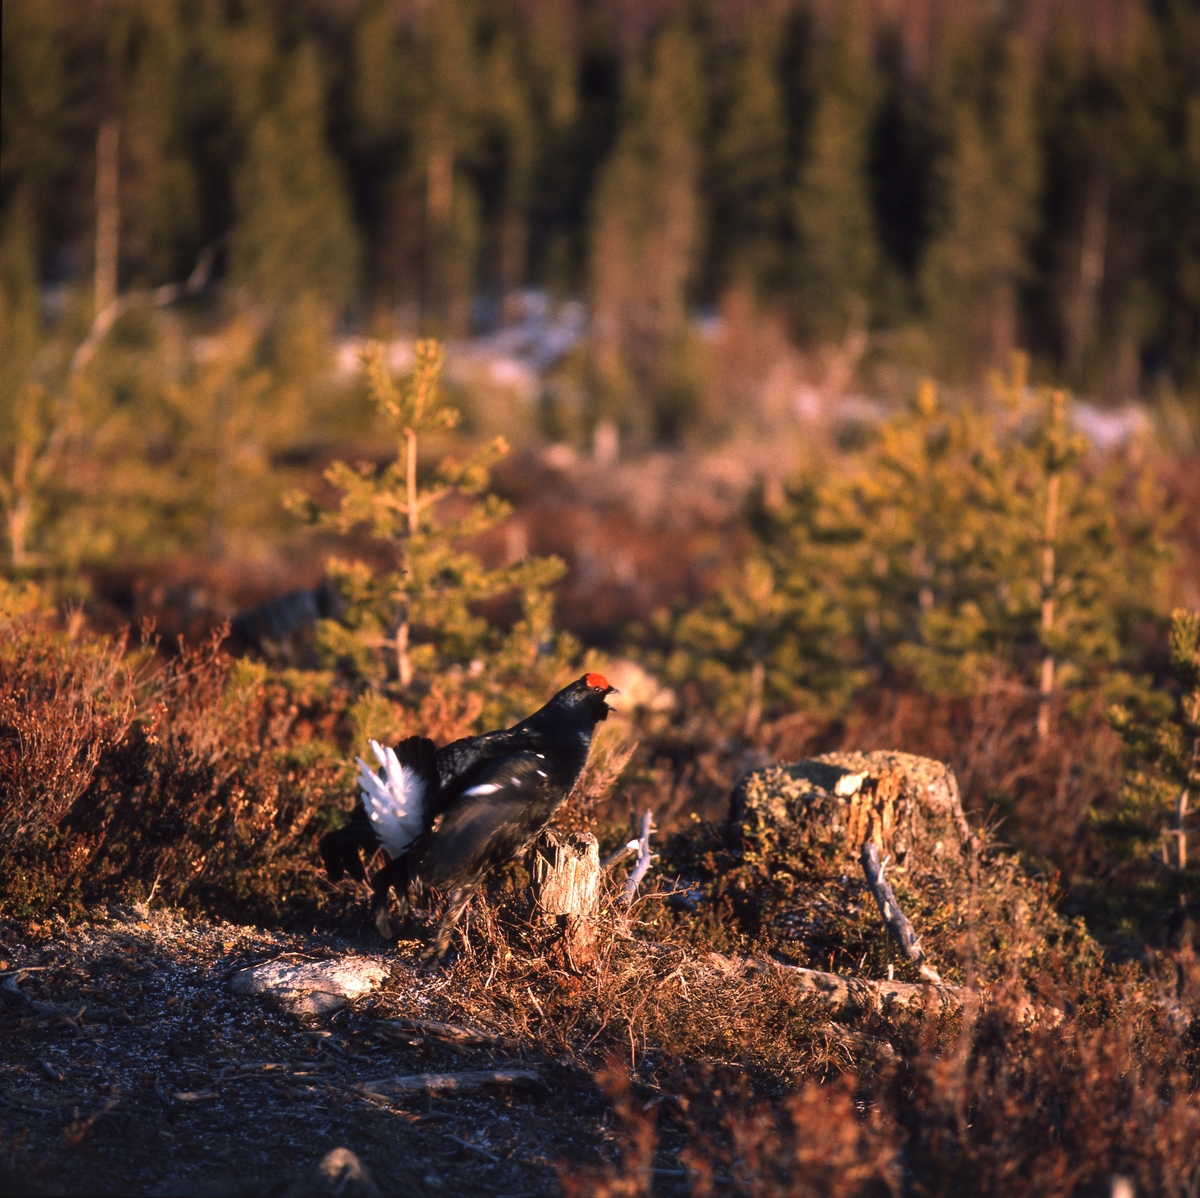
[560,961,1200,1197]
[0,614,351,922]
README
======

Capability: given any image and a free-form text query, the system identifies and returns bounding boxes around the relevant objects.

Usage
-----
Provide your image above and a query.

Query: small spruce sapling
[289,340,574,735]
[1109,610,1200,868]
[690,360,1170,721]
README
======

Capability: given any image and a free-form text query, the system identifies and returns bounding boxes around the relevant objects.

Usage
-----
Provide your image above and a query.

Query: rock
[279,1148,380,1198]
[230,956,387,1018]
[728,750,972,872]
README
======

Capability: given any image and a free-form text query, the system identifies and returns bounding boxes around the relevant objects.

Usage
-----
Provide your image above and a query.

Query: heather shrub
[0,615,352,921]
[0,616,138,848]
[560,968,1199,1198]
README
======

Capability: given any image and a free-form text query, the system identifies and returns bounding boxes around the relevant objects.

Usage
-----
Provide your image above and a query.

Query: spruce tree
[231,39,360,316]
[412,0,482,337]
[109,0,197,286]
[711,8,789,297]
[791,1,880,341]
[1109,609,1200,867]
[920,31,1040,376]
[588,16,704,446]
[477,21,537,316]
[291,340,576,736]
[1,0,70,242]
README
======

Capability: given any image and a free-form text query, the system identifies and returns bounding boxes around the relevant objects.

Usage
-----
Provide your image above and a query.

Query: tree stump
[728,750,973,870]
[530,829,601,969]
[724,751,978,981]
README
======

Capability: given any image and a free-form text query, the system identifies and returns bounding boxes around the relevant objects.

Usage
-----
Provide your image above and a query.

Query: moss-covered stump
[669,751,1100,994]
[729,750,973,871]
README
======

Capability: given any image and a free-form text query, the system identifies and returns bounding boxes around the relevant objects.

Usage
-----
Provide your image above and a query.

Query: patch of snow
[1071,400,1150,449]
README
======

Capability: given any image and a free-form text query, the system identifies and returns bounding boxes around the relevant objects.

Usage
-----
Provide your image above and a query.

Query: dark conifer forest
[5,0,1200,400]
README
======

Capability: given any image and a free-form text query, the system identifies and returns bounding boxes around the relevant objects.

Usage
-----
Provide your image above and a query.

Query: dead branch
[601,839,641,871]
[69,234,226,376]
[860,840,939,980]
[354,1069,546,1098]
[375,1017,518,1050]
[621,811,655,905]
[1,970,63,1017]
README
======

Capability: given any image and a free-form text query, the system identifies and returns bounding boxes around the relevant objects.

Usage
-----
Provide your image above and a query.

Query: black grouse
[319,673,618,960]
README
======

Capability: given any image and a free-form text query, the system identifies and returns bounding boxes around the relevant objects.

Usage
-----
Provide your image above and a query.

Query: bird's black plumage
[319,673,617,960]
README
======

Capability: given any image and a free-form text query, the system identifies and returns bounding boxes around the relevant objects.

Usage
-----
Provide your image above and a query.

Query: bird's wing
[434,727,531,797]
[357,737,431,857]
[420,751,550,888]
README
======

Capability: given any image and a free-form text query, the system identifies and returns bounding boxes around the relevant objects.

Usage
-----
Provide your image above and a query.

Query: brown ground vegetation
[2,608,1199,1195]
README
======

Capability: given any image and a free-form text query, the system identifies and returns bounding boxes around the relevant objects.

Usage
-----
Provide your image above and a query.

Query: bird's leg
[421,884,477,964]
[371,855,415,940]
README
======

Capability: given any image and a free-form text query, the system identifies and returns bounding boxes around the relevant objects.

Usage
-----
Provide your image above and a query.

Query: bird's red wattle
[584,671,609,689]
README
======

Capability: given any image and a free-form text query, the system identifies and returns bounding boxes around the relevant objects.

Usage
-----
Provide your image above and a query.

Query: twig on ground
[707,952,967,1018]
[445,1133,500,1163]
[354,1069,546,1098]
[375,1017,518,1050]
[1,972,52,1011]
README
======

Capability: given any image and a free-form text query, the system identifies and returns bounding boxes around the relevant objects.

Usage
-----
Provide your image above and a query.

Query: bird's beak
[606,686,620,696]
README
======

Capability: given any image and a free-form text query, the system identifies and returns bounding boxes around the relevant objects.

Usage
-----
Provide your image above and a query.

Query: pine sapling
[289,339,573,734]
[1109,609,1200,868]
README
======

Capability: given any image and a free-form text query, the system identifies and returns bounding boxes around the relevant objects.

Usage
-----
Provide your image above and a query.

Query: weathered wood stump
[724,751,980,985]
[530,829,601,969]
[729,749,972,870]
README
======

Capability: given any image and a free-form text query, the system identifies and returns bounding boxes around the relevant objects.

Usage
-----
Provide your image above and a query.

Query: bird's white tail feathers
[356,739,426,858]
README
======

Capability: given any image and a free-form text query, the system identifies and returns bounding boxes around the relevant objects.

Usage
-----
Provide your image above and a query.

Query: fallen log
[707,952,968,1019]
[354,1069,546,1099]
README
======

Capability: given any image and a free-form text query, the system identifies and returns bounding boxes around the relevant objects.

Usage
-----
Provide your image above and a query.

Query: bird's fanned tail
[356,735,438,859]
